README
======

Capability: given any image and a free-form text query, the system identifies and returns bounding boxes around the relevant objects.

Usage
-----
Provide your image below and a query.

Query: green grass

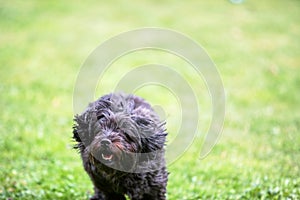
[1,0,300,199]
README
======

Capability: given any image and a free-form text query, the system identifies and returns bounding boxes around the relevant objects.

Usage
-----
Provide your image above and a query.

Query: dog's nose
[100,139,111,146]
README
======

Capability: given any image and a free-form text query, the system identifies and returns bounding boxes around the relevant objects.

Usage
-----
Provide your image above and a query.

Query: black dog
[73,93,168,200]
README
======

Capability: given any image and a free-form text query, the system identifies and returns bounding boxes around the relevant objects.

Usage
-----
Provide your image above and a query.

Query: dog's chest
[92,165,127,192]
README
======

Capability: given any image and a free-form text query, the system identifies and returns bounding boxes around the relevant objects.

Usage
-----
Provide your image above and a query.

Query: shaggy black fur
[73,93,168,200]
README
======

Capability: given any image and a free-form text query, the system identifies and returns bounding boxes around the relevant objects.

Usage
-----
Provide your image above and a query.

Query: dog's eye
[97,114,106,121]
[123,131,138,144]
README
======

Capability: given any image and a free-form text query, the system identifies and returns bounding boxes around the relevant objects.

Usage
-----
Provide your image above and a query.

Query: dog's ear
[135,118,167,153]
[73,110,101,148]
[73,115,83,151]
[73,118,81,143]
[135,117,151,127]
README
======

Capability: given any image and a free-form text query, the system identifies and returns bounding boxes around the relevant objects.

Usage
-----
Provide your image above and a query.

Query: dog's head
[73,93,167,172]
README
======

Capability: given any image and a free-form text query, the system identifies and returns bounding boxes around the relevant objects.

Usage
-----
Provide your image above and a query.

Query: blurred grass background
[1,0,300,199]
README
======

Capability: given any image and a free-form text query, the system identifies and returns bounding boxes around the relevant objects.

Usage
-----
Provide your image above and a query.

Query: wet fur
[73,93,168,200]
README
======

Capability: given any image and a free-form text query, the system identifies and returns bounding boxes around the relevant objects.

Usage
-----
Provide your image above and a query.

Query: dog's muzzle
[100,139,114,162]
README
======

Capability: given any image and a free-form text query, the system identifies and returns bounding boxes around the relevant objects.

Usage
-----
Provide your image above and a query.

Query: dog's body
[73,93,168,200]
